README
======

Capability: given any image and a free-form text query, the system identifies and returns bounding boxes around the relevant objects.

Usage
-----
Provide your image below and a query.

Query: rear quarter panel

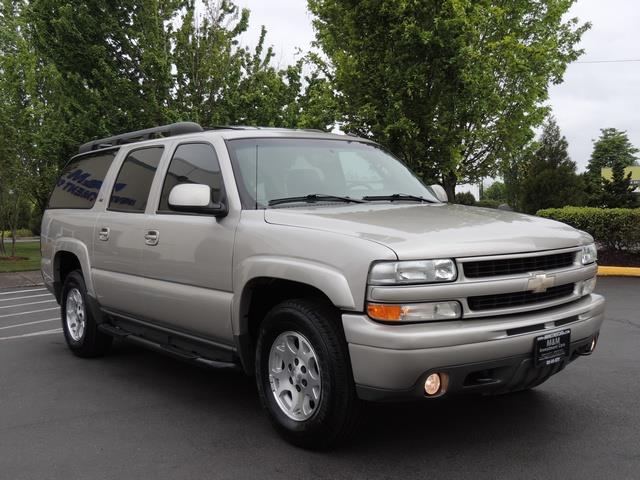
[41,209,98,296]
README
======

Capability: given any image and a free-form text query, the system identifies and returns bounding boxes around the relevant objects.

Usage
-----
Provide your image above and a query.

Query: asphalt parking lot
[0,277,638,479]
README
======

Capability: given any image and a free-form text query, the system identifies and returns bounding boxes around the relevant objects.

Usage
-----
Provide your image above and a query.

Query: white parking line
[0,288,46,296]
[0,327,62,341]
[0,318,59,330]
[0,299,57,310]
[0,307,59,319]
[0,293,52,302]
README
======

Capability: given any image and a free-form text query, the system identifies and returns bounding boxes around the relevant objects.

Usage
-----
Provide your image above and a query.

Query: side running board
[97,323,240,371]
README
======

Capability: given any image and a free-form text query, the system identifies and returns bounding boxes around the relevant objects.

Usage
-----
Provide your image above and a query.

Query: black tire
[255,298,360,449]
[61,270,112,357]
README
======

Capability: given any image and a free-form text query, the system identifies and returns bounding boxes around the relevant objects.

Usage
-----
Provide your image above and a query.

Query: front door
[139,142,237,344]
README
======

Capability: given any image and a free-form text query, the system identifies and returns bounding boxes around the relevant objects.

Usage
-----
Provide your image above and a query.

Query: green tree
[520,118,585,214]
[585,128,638,207]
[171,2,336,130]
[29,0,184,135]
[171,0,249,125]
[601,161,638,208]
[483,181,507,202]
[501,142,537,212]
[0,0,47,247]
[2,0,337,228]
[587,128,638,176]
[308,0,589,198]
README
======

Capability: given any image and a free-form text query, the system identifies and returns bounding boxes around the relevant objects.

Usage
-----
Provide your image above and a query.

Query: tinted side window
[109,147,163,213]
[48,150,117,209]
[158,143,223,212]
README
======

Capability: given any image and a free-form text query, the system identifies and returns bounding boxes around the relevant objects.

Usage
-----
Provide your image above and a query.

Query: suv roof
[78,122,366,155]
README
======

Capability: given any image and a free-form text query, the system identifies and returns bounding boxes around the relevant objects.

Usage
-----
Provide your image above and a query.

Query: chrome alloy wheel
[268,331,322,421]
[65,287,86,342]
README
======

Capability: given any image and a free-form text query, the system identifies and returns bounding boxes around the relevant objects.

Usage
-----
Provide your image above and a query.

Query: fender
[53,237,95,296]
[232,255,357,336]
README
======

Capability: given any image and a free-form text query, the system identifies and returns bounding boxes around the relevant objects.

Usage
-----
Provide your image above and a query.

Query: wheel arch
[52,239,94,301]
[234,273,351,375]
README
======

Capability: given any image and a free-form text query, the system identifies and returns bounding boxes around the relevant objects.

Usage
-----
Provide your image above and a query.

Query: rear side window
[158,143,224,212]
[108,147,164,213]
[48,150,117,209]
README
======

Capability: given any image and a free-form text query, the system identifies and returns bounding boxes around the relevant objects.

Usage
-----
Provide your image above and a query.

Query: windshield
[226,138,439,208]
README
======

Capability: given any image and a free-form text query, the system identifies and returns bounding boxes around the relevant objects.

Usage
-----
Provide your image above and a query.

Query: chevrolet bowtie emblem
[527,272,555,293]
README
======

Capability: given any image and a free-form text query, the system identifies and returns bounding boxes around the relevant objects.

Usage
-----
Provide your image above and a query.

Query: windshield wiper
[268,194,366,207]
[362,193,437,203]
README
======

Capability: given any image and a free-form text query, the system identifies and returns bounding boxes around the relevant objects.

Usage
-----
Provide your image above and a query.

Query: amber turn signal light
[367,301,462,322]
[367,303,403,321]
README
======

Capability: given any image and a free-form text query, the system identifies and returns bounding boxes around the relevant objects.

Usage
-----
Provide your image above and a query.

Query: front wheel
[61,270,112,357]
[255,299,360,449]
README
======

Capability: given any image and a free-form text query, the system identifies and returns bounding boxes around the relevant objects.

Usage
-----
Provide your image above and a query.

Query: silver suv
[41,122,604,448]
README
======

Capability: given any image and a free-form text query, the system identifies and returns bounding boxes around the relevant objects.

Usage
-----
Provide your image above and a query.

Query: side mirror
[168,184,228,217]
[430,184,448,203]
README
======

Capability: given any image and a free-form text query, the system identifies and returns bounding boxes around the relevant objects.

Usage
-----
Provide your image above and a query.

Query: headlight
[581,243,597,265]
[368,259,457,285]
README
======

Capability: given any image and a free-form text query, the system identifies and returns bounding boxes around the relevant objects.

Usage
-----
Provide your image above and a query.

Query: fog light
[590,337,597,352]
[424,373,442,396]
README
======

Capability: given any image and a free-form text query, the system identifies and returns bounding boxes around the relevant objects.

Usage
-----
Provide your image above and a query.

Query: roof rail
[203,125,259,131]
[78,122,203,154]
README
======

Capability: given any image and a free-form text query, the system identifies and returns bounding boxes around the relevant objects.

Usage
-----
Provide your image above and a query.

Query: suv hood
[264,203,592,259]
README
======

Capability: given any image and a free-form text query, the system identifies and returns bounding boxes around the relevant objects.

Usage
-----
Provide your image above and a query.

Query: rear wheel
[61,271,112,357]
[255,299,360,449]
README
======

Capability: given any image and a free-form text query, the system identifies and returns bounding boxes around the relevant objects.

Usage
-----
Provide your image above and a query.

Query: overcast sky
[235,0,640,173]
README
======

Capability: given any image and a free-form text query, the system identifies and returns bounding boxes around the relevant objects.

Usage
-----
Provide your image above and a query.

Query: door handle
[144,230,159,246]
[98,227,110,241]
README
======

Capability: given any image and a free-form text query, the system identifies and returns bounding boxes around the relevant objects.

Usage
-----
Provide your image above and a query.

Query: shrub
[537,207,640,252]
[454,192,476,205]
[2,228,33,238]
[476,199,502,209]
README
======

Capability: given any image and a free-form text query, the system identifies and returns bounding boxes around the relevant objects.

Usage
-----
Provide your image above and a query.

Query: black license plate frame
[534,329,571,367]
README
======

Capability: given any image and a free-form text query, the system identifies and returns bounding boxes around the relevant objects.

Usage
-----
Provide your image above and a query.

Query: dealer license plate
[534,329,570,367]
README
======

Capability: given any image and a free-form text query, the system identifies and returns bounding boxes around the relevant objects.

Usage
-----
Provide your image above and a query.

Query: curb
[597,266,640,277]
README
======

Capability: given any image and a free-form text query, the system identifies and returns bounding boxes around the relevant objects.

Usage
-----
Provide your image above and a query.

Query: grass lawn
[0,241,41,272]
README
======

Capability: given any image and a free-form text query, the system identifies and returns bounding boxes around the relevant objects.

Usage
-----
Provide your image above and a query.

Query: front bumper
[342,294,605,400]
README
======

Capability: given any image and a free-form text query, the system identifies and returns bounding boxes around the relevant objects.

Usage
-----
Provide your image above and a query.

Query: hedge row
[537,207,640,252]
[1,228,34,239]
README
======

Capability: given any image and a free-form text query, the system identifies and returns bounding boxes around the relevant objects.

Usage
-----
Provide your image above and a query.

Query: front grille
[463,252,576,278]
[468,283,575,311]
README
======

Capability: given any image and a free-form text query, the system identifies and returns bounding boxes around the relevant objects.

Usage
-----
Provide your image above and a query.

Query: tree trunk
[11,227,16,257]
[442,173,457,203]
[0,230,5,257]
[10,195,20,257]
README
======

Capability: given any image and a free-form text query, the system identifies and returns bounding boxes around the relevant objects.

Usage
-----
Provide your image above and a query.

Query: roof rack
[203,126,329,133]
[78,122,203,154]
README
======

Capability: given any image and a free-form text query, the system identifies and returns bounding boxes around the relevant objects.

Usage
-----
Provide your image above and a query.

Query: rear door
[92,146,165,317]
[139,142,237,344]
